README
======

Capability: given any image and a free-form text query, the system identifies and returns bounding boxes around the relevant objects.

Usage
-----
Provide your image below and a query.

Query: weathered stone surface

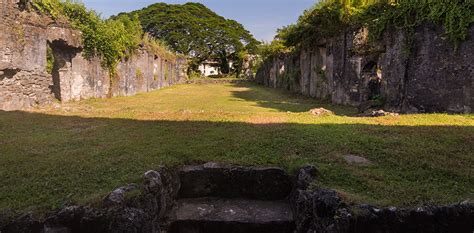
[178,163,293,200]
[142,167,180,220]
[293,188,347,233]
[2,164,472,233]
[295,165,318,190]
[103,184,140,207]
[0,213,42,233]
[173,198,293,223]
[290,165,474,233]
[143,170,163,194]
[290,187,474,233]
[256,24,474,114]
[169,198,295,233]
[358,109,399,117]
[43,226,71,233]
[0,1,187,110]
[0,169,179,233]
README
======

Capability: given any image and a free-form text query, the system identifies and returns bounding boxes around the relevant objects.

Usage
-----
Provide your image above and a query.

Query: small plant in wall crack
[314,65,327,82]
[135,68,143,80]
[46,46,54,74]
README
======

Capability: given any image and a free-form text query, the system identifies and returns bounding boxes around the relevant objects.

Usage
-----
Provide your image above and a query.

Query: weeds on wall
[277,68,301,91]
[46,46,54,74]
[164,66,169,81]
[277,0,474,51]
[30,0,177,77]
[12,23,26,50]
[361,0,474,50]
[135,68,143,80]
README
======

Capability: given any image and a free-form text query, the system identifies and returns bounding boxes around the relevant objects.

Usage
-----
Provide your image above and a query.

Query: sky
[81,0,316,42]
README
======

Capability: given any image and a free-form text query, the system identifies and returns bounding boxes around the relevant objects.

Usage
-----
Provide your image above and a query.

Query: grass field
[0,83,473,212]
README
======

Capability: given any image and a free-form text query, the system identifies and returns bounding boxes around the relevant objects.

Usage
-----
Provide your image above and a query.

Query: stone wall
[0,167,181,233]
[292,166,474,233]
[0,0,187,111]
[1,164,472,233]
[256,25,474,114]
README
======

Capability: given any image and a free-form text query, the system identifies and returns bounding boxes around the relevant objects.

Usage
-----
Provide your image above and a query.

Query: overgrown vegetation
[46,45,54,74]
[30,0,176,75]
[276,0,474,50]
[257,40,290,61]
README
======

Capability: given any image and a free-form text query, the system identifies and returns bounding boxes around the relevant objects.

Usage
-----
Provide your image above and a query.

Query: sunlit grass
[0,83,472,212]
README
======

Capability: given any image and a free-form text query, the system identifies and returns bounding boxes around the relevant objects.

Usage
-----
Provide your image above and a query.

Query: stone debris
[309,108,334,116]
[296,165,318,190]
[343,154,373,166]
[358,110,399,117]
[103,184,140,207]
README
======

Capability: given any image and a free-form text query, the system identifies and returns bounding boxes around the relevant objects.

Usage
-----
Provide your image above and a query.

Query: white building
[198,60,234,77]
[198,60,220,76]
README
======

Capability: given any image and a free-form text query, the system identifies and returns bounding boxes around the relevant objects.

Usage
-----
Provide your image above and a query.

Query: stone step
[178,163,293,200]
[168,198,295,233]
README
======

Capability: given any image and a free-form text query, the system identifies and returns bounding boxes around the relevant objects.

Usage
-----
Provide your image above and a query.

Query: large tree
[118,3,259,74]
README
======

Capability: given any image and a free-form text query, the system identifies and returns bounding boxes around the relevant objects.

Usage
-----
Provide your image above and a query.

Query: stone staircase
[166,163,295,233]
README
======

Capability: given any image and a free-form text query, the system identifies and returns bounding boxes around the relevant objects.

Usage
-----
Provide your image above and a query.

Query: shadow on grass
[0,110,472,211]
[229,83,357,116]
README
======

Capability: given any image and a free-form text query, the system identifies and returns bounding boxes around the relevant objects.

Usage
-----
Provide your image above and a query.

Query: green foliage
[12,23,26,49]
[141,34,179,62]
[164,66,169,81]
[121,3,259,74]
[187,71,204,80]
[370,95,386,107]
[278,0,474,50]
[361,0,474,48]
[46,45,54,74]
[258,40,290,61]
[31,0,175,75]
[135,68,143,79]
[277,1,351,47]
[316,66,327,82]
[252,40,291,76]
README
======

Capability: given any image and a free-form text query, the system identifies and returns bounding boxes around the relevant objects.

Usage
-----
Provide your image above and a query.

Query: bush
[31,0,174,75]
[277,0,474,49]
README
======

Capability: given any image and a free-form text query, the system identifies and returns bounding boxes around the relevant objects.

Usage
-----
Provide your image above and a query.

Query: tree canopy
[119,2,259,74]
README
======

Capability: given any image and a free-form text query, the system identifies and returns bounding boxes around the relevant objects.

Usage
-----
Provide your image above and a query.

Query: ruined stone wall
[1,0,57,110]
[52,45,186,102]
[256,24,474,114]
[0,0,187,110]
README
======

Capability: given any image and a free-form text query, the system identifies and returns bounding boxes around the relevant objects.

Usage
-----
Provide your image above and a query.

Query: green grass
[0,83,473,212]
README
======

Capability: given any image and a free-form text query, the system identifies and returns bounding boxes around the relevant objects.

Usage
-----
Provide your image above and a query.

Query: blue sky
[81,0,316,41]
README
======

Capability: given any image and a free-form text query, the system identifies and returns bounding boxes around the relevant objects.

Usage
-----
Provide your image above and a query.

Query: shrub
[277,0,474,50]
[31,0,175,75]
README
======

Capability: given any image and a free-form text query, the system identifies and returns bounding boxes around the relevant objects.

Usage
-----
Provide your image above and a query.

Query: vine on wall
[30,0,177,76]
[277,0,474,51]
